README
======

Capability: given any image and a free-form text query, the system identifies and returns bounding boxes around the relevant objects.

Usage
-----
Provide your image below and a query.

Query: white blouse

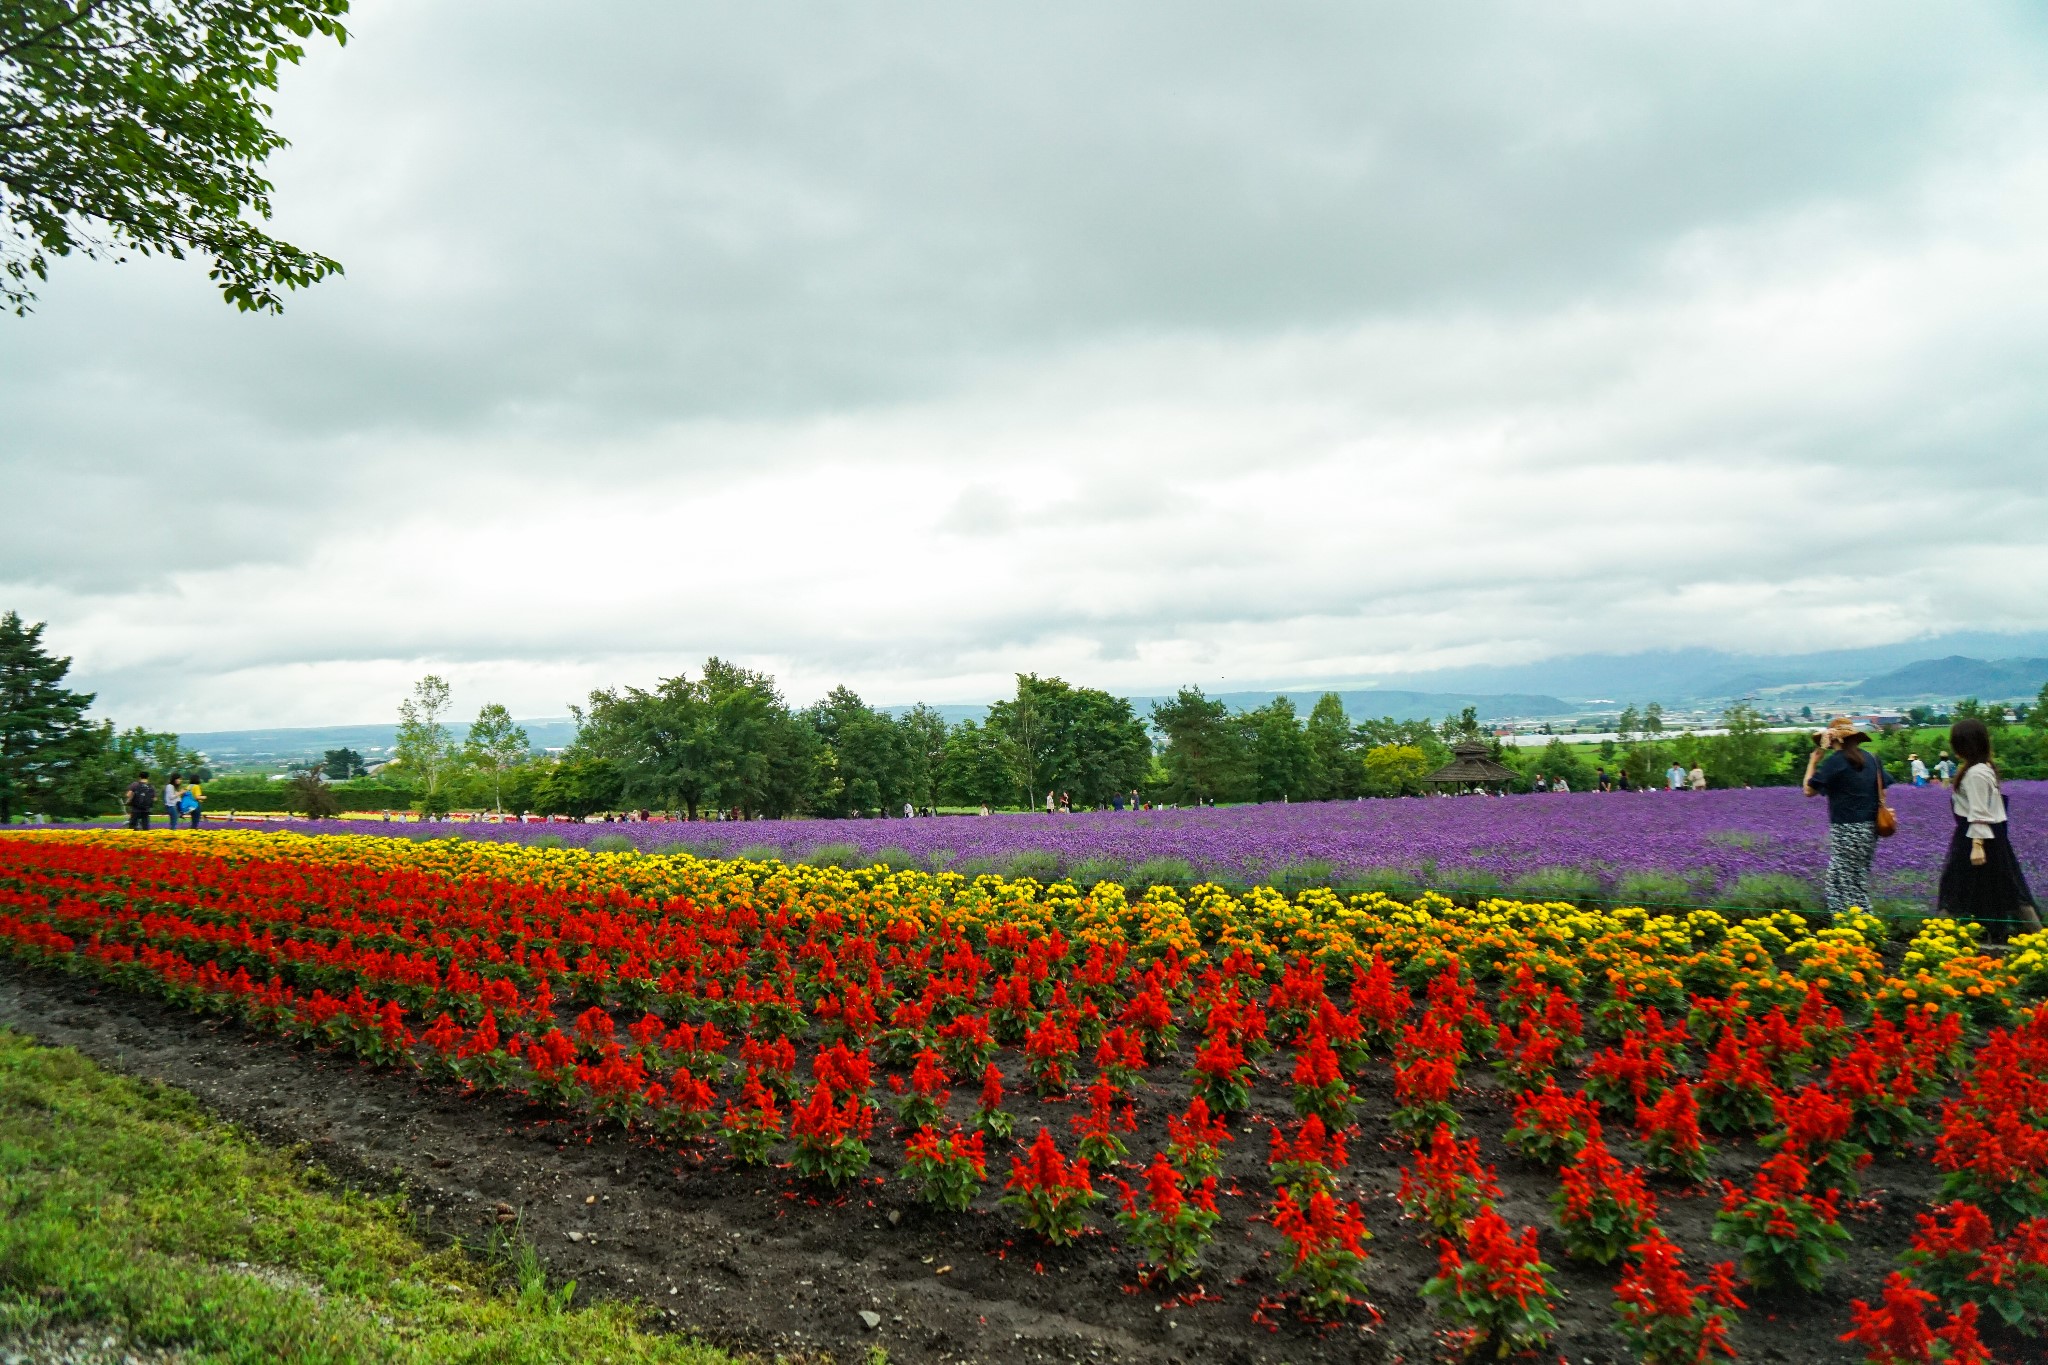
[1953,764,2007,841]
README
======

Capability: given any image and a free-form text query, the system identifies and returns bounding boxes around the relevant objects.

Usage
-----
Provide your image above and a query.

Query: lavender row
[239,782,2047,912]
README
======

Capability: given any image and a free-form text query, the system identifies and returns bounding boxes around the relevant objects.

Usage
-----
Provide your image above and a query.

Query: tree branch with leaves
[1,0,350,314]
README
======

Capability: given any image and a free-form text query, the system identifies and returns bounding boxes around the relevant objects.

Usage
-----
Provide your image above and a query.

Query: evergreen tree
[0,611,98,823]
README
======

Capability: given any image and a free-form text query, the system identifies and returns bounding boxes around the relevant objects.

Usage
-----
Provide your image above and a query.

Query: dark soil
[0,962,1991,1365]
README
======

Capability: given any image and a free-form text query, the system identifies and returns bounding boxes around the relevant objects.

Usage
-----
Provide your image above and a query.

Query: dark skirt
[1936,813,2039,943]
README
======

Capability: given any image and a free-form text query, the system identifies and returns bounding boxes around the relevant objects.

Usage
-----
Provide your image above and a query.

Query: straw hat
[1824,716,1870,744]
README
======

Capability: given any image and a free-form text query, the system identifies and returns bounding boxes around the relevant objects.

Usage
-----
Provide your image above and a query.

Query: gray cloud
[4,1,2046,727]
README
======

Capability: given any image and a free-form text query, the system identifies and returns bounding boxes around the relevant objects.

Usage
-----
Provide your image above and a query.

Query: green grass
[0,1029,739,1365]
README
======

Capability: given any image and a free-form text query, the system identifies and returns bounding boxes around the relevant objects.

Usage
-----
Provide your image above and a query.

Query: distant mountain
[1342,631,2048,704]
[1853,656,2048,702]
[184,718,583,765]
[1134,689,1573,722]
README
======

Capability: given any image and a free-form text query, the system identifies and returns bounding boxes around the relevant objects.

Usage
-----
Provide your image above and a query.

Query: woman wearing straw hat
[1802,716,1891,918]
[1936,718,2041,942]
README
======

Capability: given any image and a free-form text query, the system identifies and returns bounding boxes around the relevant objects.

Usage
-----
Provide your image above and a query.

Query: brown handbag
[1874,760,1897,837]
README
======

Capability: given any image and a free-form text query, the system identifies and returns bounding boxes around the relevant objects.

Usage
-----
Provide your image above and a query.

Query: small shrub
[867,846,918,873]
[1509,866,1602,904]
[1902,1201,2048,1336]
[1113,1152,1221,1284]
[1842,1272,1994,1365]
[734,844,785,864]
[1130,856,1196,888]
[803,842,862,868]
[1611,1228,1744,1365]
[1552,1136,1659,1266]
[1723,873,1820,914]
[1000,1129,1100,1244]
[1273,860,1336,895]
[587,833,635,854]
[1271,1186,1372,1317]
[1616,871,1698,907]
[527,833,566,850]
[1422,1207,1560,1357]
[1004,849,1060,883]
[1442,869,1505,901]
[789,1085,873,1187]
[1348,865,1423,899]
[1712,1151,1850,1292]
[901,1125,987,1212]
[1065,856,1132,890]
[953,856,1003,881]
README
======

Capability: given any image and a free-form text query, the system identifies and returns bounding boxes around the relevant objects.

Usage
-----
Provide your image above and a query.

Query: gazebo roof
[1424,740,1517,785]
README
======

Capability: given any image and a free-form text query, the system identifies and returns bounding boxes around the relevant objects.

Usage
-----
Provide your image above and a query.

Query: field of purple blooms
[250,781,2047,914]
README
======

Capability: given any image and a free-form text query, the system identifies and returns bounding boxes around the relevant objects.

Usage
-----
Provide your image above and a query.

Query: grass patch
[1507,866,1604,905]
[1063,857,1132,891]
[1613,871,1702,908]
[1720,872,1820,915]
[1002,849,1060,883]
[1437,869,1504,901]
[1271,860,1336,895]
[525,833,567,850]
[732,844,786,865]
[0,1029,733,1364]
[1344,866,1425,900]
[586,833,636,854]
[1127,857,1196,889]
[801,842,862,869]
[866,847,919,874]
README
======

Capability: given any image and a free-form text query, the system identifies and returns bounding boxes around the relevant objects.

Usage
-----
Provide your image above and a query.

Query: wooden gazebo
[1424,740,1517,789]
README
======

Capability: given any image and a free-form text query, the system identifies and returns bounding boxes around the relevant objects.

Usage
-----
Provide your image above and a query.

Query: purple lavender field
[258,781,2048,911]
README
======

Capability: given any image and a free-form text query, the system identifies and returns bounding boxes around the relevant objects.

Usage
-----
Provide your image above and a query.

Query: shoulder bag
[1874,760,1897,838]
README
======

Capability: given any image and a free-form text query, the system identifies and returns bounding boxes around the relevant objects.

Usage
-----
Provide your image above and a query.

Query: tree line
[7,607,2048,822]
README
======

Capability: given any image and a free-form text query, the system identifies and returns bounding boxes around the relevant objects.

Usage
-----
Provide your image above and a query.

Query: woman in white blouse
[1936,718,2041,940]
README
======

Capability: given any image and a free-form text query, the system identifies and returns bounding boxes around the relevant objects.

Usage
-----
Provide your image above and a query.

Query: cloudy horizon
[7,1,2047,731]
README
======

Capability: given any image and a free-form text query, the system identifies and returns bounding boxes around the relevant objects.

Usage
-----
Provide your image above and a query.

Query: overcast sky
[6,1,2048,730]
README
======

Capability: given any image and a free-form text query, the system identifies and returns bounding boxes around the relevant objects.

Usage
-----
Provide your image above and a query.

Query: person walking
[1910,754,1929,787]
[1935,718,2041,941]
[181,779,205,828]
[163,773,184,830]
[1802,717,1891,918]
[124,771,155,830]
[1666,761,1686,792]
[1551,776,1570,793]
[1935,752,1956,785]
[1688,762,1707,791]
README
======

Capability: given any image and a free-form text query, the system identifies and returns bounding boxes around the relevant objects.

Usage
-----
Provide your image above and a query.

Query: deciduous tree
[2,0,350,313]
[395,675,454,812]
[463,703,529,814]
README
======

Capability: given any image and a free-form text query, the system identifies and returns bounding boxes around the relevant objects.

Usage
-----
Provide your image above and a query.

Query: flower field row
[3,829,2047,1358]
[248,780,2048,913]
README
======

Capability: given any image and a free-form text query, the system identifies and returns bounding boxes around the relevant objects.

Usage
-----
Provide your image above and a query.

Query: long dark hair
[1836,735,1865,769]
[1951,718,1995,786]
